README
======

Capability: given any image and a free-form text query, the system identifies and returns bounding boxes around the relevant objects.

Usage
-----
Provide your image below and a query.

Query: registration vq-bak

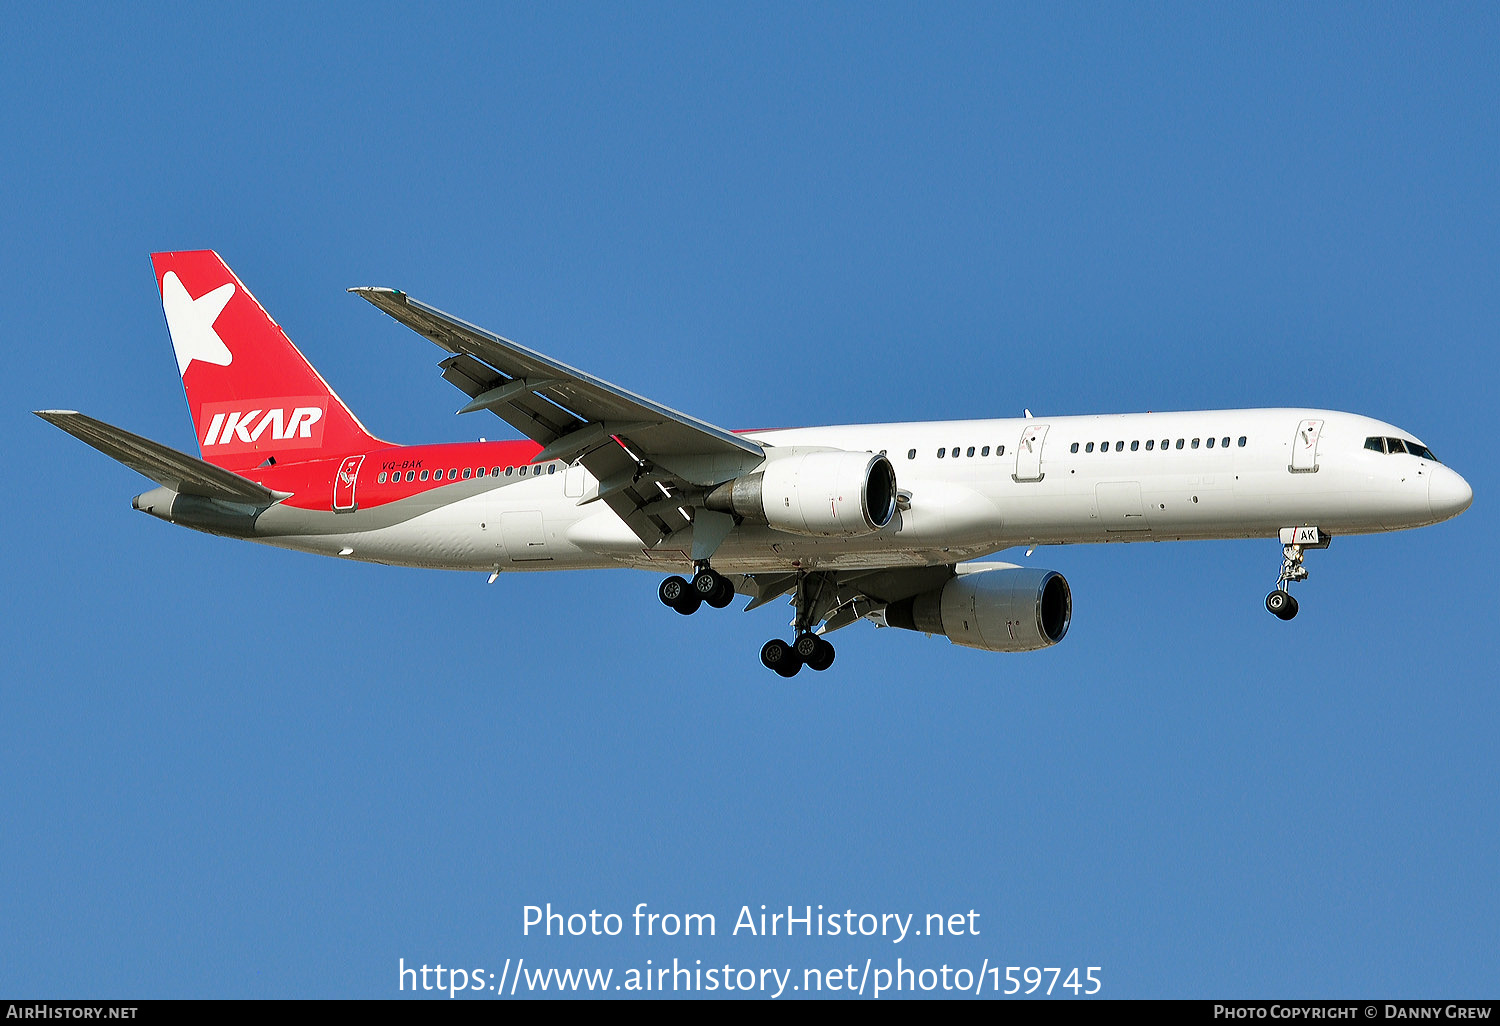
[39,252,1473,674]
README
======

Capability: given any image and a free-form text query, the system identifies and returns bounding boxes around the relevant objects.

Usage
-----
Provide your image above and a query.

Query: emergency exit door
[333,454,364,511]
[1014,424,1049,482]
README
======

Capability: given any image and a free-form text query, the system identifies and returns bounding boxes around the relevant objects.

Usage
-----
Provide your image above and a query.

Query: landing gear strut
[1265,527,1328,621]
[659,563,733,615]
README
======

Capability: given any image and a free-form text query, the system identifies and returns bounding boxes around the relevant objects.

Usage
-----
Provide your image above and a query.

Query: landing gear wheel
[694,569,735,608]
[804,637,836,672]
[1265,590,1298,620]
[659,575,688,607]
[793,634,821,660]
[760,639,802,677]
[660,575,700,615]
[708,576,734,608]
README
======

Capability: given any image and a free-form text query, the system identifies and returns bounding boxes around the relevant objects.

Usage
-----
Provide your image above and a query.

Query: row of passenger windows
[912,445,1008,460]
[377,463,558,484]
[1365,436,1439,461]
[903,436,1251,460]
[1071,436,1246,453]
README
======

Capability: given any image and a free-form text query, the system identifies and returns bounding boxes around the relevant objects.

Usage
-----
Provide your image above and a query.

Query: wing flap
[35,411,286,505]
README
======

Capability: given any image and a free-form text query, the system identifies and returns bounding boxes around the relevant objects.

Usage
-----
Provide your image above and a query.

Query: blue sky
[2,3,1495,999]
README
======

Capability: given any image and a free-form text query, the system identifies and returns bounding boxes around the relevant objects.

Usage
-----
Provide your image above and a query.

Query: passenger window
[476,467,485,477]
[1070,443,1079,453]
[1191,438,1200,449]
[1176,439,1184,450]
[534,465,543,475]
[405,471,415,482]
[982,446,990,456]
[907,449,916,460]
[1206,437,1215,448]
[1130,440,1139,451]
[1115,441,1124,452]
[996,445,1005,456]
[967,446,975,457]
[1238,436,1247,447]
[548,464,557,474]
[1085,442,1094,453]
[951,444,960,456]
[463,468,473,479]
[1222,437,1230,448]
[492,467,501,476]
[419,470,429,481]
[377,472,387,483]
[1161,439,1169,450]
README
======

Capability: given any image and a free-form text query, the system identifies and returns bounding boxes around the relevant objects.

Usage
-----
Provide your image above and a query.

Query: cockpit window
[1365,436,1440,462]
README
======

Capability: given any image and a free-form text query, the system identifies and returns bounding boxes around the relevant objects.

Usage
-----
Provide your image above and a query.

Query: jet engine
[704,450,897,537]
[883,566,1071,652]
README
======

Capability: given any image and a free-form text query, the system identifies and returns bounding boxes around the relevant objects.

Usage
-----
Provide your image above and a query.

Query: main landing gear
[658,564,734,615]
[760,572,837,677]
[760,633,836,677]
[1265,527,1329,621]
[661,565,841,676]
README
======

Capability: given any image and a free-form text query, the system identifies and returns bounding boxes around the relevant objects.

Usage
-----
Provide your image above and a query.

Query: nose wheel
[1265,588,1299,620]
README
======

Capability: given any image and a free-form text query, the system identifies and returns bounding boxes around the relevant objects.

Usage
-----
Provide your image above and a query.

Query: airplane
[36,250,1473,676]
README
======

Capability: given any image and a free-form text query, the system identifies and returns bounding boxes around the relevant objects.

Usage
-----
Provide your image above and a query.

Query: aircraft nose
[1429,466,1473,520]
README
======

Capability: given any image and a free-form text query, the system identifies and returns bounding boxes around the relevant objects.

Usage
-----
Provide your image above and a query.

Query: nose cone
[1429,467,1473,521]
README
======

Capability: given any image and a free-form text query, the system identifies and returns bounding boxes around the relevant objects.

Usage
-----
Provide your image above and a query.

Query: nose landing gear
[1265,527,1329,620]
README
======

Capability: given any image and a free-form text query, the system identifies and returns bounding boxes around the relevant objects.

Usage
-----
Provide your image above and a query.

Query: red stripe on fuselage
[250,438,545,510]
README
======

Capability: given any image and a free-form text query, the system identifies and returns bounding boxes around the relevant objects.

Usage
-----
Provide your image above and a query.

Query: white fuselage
[261,408,1470,574]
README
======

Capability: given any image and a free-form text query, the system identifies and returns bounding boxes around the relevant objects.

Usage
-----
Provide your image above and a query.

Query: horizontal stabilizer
[34,411,288,505]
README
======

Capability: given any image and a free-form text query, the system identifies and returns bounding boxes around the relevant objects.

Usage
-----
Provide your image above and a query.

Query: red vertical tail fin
[151,250,383,472]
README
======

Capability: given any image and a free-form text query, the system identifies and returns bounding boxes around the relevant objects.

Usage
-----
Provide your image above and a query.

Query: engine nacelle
[705,450,897,537]
[883,566,1071,653]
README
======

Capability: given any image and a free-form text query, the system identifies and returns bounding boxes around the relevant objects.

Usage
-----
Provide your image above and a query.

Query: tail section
[152,250,382,472]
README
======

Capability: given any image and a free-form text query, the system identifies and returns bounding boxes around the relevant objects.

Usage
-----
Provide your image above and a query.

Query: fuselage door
[333,454,364,511]
[1290,418,1324,473]
[1013,424,1049,482]
[501,510,551,561]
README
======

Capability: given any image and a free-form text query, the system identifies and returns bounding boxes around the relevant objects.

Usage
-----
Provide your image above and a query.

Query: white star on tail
[161,271,235,374]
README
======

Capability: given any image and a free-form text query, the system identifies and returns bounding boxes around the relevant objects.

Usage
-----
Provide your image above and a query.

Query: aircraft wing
[34,411,287,505]
[351,287,766,545]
